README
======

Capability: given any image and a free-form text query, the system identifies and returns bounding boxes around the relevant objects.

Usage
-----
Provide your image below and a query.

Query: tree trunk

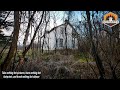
[86,11,105,79]
[0,11,20,72]
[64,22,68,55]
[55,29,57,54]
[23,11,36,51]
[22,11,44,57]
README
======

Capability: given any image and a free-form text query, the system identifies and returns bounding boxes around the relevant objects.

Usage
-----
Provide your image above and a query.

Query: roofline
[41,21,79,38]
[48,24,65,33]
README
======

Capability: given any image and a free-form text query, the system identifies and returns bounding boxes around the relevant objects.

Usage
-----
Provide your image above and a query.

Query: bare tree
[86,11,105,79]
[23,11,36,51]
[0,11,20,72]
[41,11,50,53]
[52,12,58,53]
[22,11,44,58]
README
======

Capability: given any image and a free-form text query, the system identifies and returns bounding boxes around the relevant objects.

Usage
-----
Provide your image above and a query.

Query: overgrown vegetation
[0,11,120,79]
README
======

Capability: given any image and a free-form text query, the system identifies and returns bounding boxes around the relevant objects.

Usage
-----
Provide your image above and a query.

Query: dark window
[59,38,63,47]
[72,39,75,48]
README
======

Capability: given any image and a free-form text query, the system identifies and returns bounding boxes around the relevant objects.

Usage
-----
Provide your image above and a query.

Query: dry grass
[14,53,101,79]
[1,51,120,79]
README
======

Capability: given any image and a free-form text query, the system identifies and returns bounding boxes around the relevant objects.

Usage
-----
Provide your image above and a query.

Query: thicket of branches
[0,11,120,79]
